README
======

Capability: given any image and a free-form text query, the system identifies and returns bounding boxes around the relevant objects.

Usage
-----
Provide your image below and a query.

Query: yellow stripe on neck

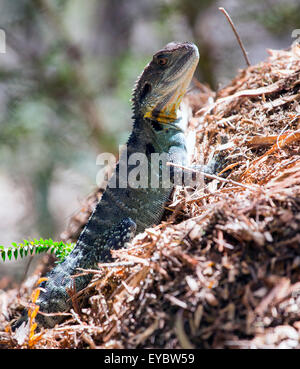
[144,91,184,124]
[144,110,178,124]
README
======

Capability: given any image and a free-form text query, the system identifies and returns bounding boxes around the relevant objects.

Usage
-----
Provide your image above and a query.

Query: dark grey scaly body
[14,41,207,328]
[36,117,187,327]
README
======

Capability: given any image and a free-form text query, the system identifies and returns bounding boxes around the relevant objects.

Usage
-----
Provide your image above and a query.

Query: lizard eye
[154,54,169,66]
[158,57,168,66]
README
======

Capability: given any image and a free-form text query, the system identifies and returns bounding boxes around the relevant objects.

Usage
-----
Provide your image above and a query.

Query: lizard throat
[143,89,184,124]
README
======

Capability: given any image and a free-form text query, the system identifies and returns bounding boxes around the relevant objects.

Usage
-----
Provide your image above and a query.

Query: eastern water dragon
[14,41,222,329]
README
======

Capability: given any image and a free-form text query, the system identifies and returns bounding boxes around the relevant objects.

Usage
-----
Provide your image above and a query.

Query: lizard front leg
[168,144,226,187]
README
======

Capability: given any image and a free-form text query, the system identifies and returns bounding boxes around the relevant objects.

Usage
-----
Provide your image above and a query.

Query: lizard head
[132,41,199,124]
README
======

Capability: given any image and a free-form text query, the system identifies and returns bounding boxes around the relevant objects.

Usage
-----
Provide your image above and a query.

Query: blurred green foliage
[256,2,300,35]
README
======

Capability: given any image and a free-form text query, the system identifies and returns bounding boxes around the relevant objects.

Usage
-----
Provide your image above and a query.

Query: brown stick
[166,162,258,191]
[218,7,251,67]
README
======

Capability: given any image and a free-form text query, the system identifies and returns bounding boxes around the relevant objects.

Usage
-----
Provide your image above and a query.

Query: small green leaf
[1,238,74,263]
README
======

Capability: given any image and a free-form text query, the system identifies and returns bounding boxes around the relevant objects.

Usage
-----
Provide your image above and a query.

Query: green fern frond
[0,238,75,263]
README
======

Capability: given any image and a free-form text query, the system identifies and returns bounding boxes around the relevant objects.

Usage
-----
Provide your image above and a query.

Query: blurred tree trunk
[33,165,55,238]
[177,0,217,88]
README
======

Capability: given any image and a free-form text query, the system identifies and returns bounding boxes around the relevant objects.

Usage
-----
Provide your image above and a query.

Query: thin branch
[166,162,258,191]
[218,7,251,67]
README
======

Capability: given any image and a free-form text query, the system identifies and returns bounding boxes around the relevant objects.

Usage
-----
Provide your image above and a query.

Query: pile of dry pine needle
[1,43,300,349]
